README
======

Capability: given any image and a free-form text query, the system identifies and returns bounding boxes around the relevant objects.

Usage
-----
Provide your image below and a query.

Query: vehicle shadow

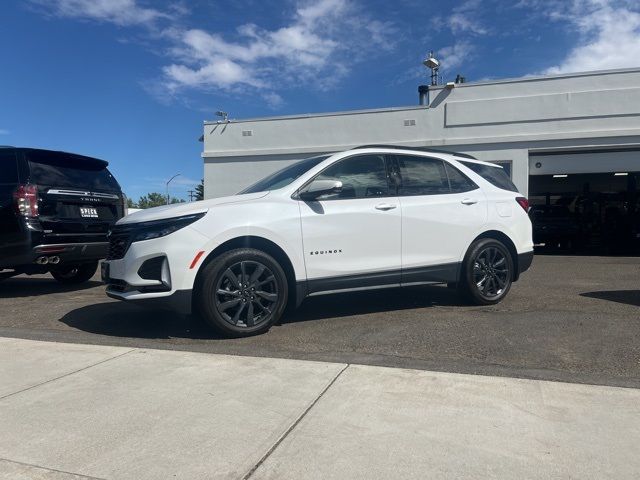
[0,276,102,298]
[580,290,640,307]
[59,302,223,340]
[59,285,465,340]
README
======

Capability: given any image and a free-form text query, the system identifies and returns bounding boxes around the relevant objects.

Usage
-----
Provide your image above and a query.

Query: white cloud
[160,0,394,99]
[425,0,487,77]
[446,0,489,36]
[30,0,170,27]
[543,0,640,74]
[262,92,285,109]
[438,41,475,72]
[30,0,395,104]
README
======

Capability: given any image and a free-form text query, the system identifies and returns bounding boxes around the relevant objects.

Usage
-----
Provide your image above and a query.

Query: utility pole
[187,190,195,202]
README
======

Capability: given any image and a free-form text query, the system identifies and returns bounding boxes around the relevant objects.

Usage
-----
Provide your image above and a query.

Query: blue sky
[1,0,639,200]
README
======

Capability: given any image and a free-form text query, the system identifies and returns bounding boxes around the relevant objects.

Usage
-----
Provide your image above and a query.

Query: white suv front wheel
[195,248,289,337]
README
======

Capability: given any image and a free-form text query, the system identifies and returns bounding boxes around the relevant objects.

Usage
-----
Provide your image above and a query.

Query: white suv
[103,146,533,336]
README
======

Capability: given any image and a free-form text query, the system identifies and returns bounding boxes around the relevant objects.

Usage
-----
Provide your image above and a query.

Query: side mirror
[298,179,343,201]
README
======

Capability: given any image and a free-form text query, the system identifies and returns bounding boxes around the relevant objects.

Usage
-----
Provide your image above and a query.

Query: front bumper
[102,225,210,315]
[106,286,193,315]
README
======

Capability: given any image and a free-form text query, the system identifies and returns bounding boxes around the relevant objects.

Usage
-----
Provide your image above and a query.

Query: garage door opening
[529,171,640,254]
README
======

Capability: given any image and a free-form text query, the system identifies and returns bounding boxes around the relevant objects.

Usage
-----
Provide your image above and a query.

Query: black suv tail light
[14,184,39,218]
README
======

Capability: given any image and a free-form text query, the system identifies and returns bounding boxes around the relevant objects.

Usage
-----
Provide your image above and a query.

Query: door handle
[461,198,478,205]
[375,203,397,211]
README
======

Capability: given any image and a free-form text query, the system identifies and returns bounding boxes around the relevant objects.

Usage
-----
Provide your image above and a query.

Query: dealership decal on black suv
[0,147,126,283]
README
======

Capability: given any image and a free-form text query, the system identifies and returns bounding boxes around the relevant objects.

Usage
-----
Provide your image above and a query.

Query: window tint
[491,161,512,178]
[460,160,519,192]
[315,154,389,200]
[396,155,449,196]
[445,163,478,193]
[26,151,120,191]
[241,155,329,194]
[0,151,19,184]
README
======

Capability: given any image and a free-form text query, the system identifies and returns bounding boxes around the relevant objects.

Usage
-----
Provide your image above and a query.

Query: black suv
[0,147,125,283]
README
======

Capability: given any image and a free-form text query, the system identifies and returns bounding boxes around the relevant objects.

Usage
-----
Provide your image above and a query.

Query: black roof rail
[352,144,477,160]
[0,145,15,148]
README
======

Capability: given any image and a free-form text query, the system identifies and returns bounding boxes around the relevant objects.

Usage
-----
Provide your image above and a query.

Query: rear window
[27,151,120,192]
[0,151,19,184]
[459,161,518,192]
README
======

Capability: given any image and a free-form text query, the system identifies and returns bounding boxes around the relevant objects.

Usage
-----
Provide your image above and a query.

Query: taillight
[14,184,39,217]
[515,197,529,212]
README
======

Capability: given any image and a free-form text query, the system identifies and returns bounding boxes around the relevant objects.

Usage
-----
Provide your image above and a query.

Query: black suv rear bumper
[33,242,109,262]
[0,241,109,270]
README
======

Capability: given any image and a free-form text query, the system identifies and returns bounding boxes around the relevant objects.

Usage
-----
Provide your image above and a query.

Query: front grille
[107,231,131,260]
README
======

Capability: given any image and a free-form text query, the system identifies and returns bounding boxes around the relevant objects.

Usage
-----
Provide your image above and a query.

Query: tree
[195,179,204,201]
[126,197,137,209]
[136,192,185,209]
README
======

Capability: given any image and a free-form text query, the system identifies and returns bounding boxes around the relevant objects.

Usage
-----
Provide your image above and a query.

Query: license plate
[80,207,99,218]
[101,262,110,282]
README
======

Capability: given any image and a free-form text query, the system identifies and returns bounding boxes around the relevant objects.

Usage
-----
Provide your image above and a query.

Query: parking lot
[1,255,639,388]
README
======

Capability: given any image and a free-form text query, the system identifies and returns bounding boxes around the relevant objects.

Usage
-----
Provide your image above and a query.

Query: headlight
[131,213,206,243]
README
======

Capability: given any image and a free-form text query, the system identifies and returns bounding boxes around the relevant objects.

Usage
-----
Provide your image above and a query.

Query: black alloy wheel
[215,260,279,328]
[196,248,288,336]
[460,238,513,305]
[473,246,510,299]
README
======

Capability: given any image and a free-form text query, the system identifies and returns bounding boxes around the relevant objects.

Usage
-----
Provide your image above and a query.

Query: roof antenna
[423,51,440,86]
[215,110,229,123]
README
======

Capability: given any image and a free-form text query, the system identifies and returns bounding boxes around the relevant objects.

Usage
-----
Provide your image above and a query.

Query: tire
[195,248,288,337]
[459,238,514,305]
[51,261,99,284]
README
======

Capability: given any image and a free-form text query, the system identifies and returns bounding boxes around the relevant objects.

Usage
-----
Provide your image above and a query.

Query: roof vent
[242,130,253,137]
[404,119,416,126]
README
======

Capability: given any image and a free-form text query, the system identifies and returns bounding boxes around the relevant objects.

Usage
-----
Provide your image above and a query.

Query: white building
[202,68,640,250]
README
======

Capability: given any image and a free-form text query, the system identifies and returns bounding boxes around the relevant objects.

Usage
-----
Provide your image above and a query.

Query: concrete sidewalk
[0,337,638,480]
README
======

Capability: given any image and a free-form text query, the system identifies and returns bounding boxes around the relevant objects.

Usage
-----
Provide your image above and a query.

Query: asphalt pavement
[0,255,639,388]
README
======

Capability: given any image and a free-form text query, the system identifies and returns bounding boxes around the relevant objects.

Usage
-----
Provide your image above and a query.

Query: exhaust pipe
[35,256,49,265]
[49,256,60,265]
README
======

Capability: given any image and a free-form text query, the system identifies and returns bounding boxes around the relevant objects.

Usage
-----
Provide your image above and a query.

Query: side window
[0,151,19,184]
[396,155,450,196]
[315,154,390,200]
[491,161,512,178]
[445,163,478,193]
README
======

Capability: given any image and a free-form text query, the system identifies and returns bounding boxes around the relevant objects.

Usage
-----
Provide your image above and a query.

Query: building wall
[203,68,640,198]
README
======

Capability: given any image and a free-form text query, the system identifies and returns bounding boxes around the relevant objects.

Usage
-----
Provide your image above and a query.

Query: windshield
[240,155,330,194]
[459,160,519,193]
